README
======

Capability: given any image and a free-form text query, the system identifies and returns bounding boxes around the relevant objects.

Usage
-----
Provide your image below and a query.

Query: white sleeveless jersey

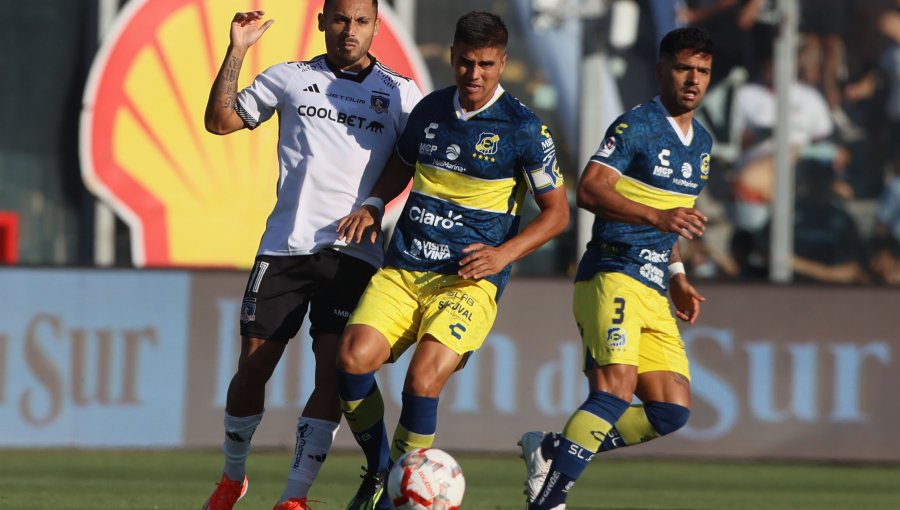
[236,55,422,267]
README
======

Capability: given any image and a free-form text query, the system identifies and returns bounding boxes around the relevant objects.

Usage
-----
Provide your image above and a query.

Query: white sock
[278,417,340,502]
[223,411,263,481]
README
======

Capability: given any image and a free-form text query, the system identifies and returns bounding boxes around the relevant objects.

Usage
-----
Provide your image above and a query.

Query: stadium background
[1,0,899,468]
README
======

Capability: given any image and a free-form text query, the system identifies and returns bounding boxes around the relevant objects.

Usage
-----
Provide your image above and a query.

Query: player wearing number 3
[335,11,569,510]
[521,27,715,510]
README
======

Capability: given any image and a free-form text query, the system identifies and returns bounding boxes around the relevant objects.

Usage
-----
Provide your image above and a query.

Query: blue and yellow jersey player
[333,11,569,510]
[388,85,562,296]
[576,97,712,292]
[520,27,715,510]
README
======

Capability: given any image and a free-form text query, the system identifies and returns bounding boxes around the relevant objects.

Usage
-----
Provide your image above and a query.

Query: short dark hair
[453,11,508,49]
[323,0,378,14]
[659,27,714,60]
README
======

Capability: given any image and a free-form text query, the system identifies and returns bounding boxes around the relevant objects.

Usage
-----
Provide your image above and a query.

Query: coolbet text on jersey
[236,55,423,268]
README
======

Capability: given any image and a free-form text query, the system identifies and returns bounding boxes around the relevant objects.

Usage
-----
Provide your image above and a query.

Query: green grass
[0,450,898,510]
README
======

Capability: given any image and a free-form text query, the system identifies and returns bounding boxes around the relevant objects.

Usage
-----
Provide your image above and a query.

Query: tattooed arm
[204,11,274,134]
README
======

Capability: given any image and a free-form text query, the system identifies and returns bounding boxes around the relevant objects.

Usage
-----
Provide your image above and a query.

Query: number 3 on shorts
[612,297,625,325]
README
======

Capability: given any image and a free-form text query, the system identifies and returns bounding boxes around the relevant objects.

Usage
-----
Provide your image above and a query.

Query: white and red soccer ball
[387,448,465,510]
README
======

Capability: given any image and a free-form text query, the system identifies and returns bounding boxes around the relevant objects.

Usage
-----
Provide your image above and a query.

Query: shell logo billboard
[81,0,431,268]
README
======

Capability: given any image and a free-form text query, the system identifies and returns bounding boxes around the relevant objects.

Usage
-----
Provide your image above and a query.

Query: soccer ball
[387,448,465,510]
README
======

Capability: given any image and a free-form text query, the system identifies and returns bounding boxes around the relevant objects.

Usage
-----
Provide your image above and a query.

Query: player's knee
[403,371,444,398]
[336,342,373,373]
[337,326,388,373]
[336,346,364,373]
[232,364,272,390]
[593,364,638,401]
[234,357,279,389]
[644,401,691,436]
[233,337,285,387]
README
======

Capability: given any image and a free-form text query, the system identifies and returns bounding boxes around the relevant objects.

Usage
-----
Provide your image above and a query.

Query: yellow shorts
[572,272,690,379]
[348,267,498,361]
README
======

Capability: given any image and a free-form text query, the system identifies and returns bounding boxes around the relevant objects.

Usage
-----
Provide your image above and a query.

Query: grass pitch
[1,449,898,510]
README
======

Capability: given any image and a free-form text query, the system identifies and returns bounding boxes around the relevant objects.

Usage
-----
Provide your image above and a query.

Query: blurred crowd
[674,0,900,285]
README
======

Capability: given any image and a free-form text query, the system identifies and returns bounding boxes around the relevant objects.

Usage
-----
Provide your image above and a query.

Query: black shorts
[239,250,377,342]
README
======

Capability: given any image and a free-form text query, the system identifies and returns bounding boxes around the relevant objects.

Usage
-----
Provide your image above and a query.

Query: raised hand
[230,11,275,50]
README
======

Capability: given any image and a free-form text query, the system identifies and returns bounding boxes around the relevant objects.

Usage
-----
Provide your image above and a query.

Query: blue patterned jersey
[575,97,713,293]
[386,85,563,298]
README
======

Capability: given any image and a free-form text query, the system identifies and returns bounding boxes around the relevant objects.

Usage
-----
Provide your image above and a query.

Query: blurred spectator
[785,161,870,284]
[845,3,900,173]
[679,3,771,280]
[799,0,861,139]
[680,0,776,88]
[870,175,900,283]
[678,224,741,280]
[678,187,741,281]
[730,48,835,235]
[738,161,870,283]
[837,0,897,199]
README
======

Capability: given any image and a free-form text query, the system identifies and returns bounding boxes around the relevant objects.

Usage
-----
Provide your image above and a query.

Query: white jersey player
[238,54,421,268]
[201,3,422,510]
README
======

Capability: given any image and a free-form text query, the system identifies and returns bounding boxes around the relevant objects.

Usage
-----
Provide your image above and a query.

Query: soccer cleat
[273,497,317,510]
[346,467,391,510]
[518,431,558,505]
[202,473,248,510]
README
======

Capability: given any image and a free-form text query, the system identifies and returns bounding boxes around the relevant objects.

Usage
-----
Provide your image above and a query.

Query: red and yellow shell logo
[81,0,430,268]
